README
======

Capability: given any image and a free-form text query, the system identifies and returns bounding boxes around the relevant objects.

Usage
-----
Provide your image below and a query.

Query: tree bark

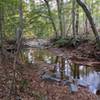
[61,0,66,37]
[17,0,23,45]
[11,0,23,99]
[56,0,63,37]
[76,4,79,35]
[72,0,76,37]
[44,0,58,38]
[76,0,100,46]
[0,1,4,53]
[0,6,3,48]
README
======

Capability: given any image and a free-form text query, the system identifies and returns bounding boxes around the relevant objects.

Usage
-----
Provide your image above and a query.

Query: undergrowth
[51,36,89,48]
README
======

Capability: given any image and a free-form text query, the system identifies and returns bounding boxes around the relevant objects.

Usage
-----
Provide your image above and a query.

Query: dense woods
[0,0,100,40]
[0,0,100,100]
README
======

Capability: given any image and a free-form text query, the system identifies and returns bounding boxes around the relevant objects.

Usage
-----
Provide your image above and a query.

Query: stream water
[21,48,100,95]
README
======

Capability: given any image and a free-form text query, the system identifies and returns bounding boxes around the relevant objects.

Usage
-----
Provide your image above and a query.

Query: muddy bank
[49,41,100,64]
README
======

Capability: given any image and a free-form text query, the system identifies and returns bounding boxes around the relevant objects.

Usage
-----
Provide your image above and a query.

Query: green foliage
[53,35,89,47]
[0,0,100,40]
[19,79,29,92]
[54,37,68,47]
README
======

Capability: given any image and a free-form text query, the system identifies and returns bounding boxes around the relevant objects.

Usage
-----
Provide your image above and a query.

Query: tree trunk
[61,0,66,37]
[85,18,89,34]
[75,4,79,35]
[72,0,76,37]
[0,1,4,53]
[16,0,23,45]
[0,6,3,48]
[76,0,100,46]
[44,0,58,38]
[12,0,23,99]
[56,0,63,37]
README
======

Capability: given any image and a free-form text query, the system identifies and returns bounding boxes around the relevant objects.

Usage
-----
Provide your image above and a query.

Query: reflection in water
[28,49,35,63]
[26,48,55,64]
[82,71,100,94]
[44,56,52,64]
[23,48,100,94]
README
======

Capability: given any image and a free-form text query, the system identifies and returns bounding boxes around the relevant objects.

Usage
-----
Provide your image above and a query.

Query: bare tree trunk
[56,0,63,37]
[75,4,79,35]
[76,0,100,46]
[44,0,58,38]
[84,1,88,35]
[72,0,76,37]
[16,0,23,45]
[10,0,23,99]
[61,0,66,37]
[0,1,4,53]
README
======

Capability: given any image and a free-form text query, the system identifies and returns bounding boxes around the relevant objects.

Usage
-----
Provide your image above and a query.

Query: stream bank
[0,39,99,100]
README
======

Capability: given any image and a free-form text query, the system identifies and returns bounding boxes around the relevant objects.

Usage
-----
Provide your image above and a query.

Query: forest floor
[0,40,99,100]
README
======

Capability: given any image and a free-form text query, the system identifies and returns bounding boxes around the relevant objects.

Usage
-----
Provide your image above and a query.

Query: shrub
[52,35,89,48]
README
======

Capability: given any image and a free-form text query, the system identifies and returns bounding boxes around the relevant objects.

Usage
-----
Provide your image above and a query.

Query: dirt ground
[0,57,98,100]
[0,42,99,100]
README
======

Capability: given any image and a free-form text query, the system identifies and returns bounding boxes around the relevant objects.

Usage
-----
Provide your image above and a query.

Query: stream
[21,47,100,95]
